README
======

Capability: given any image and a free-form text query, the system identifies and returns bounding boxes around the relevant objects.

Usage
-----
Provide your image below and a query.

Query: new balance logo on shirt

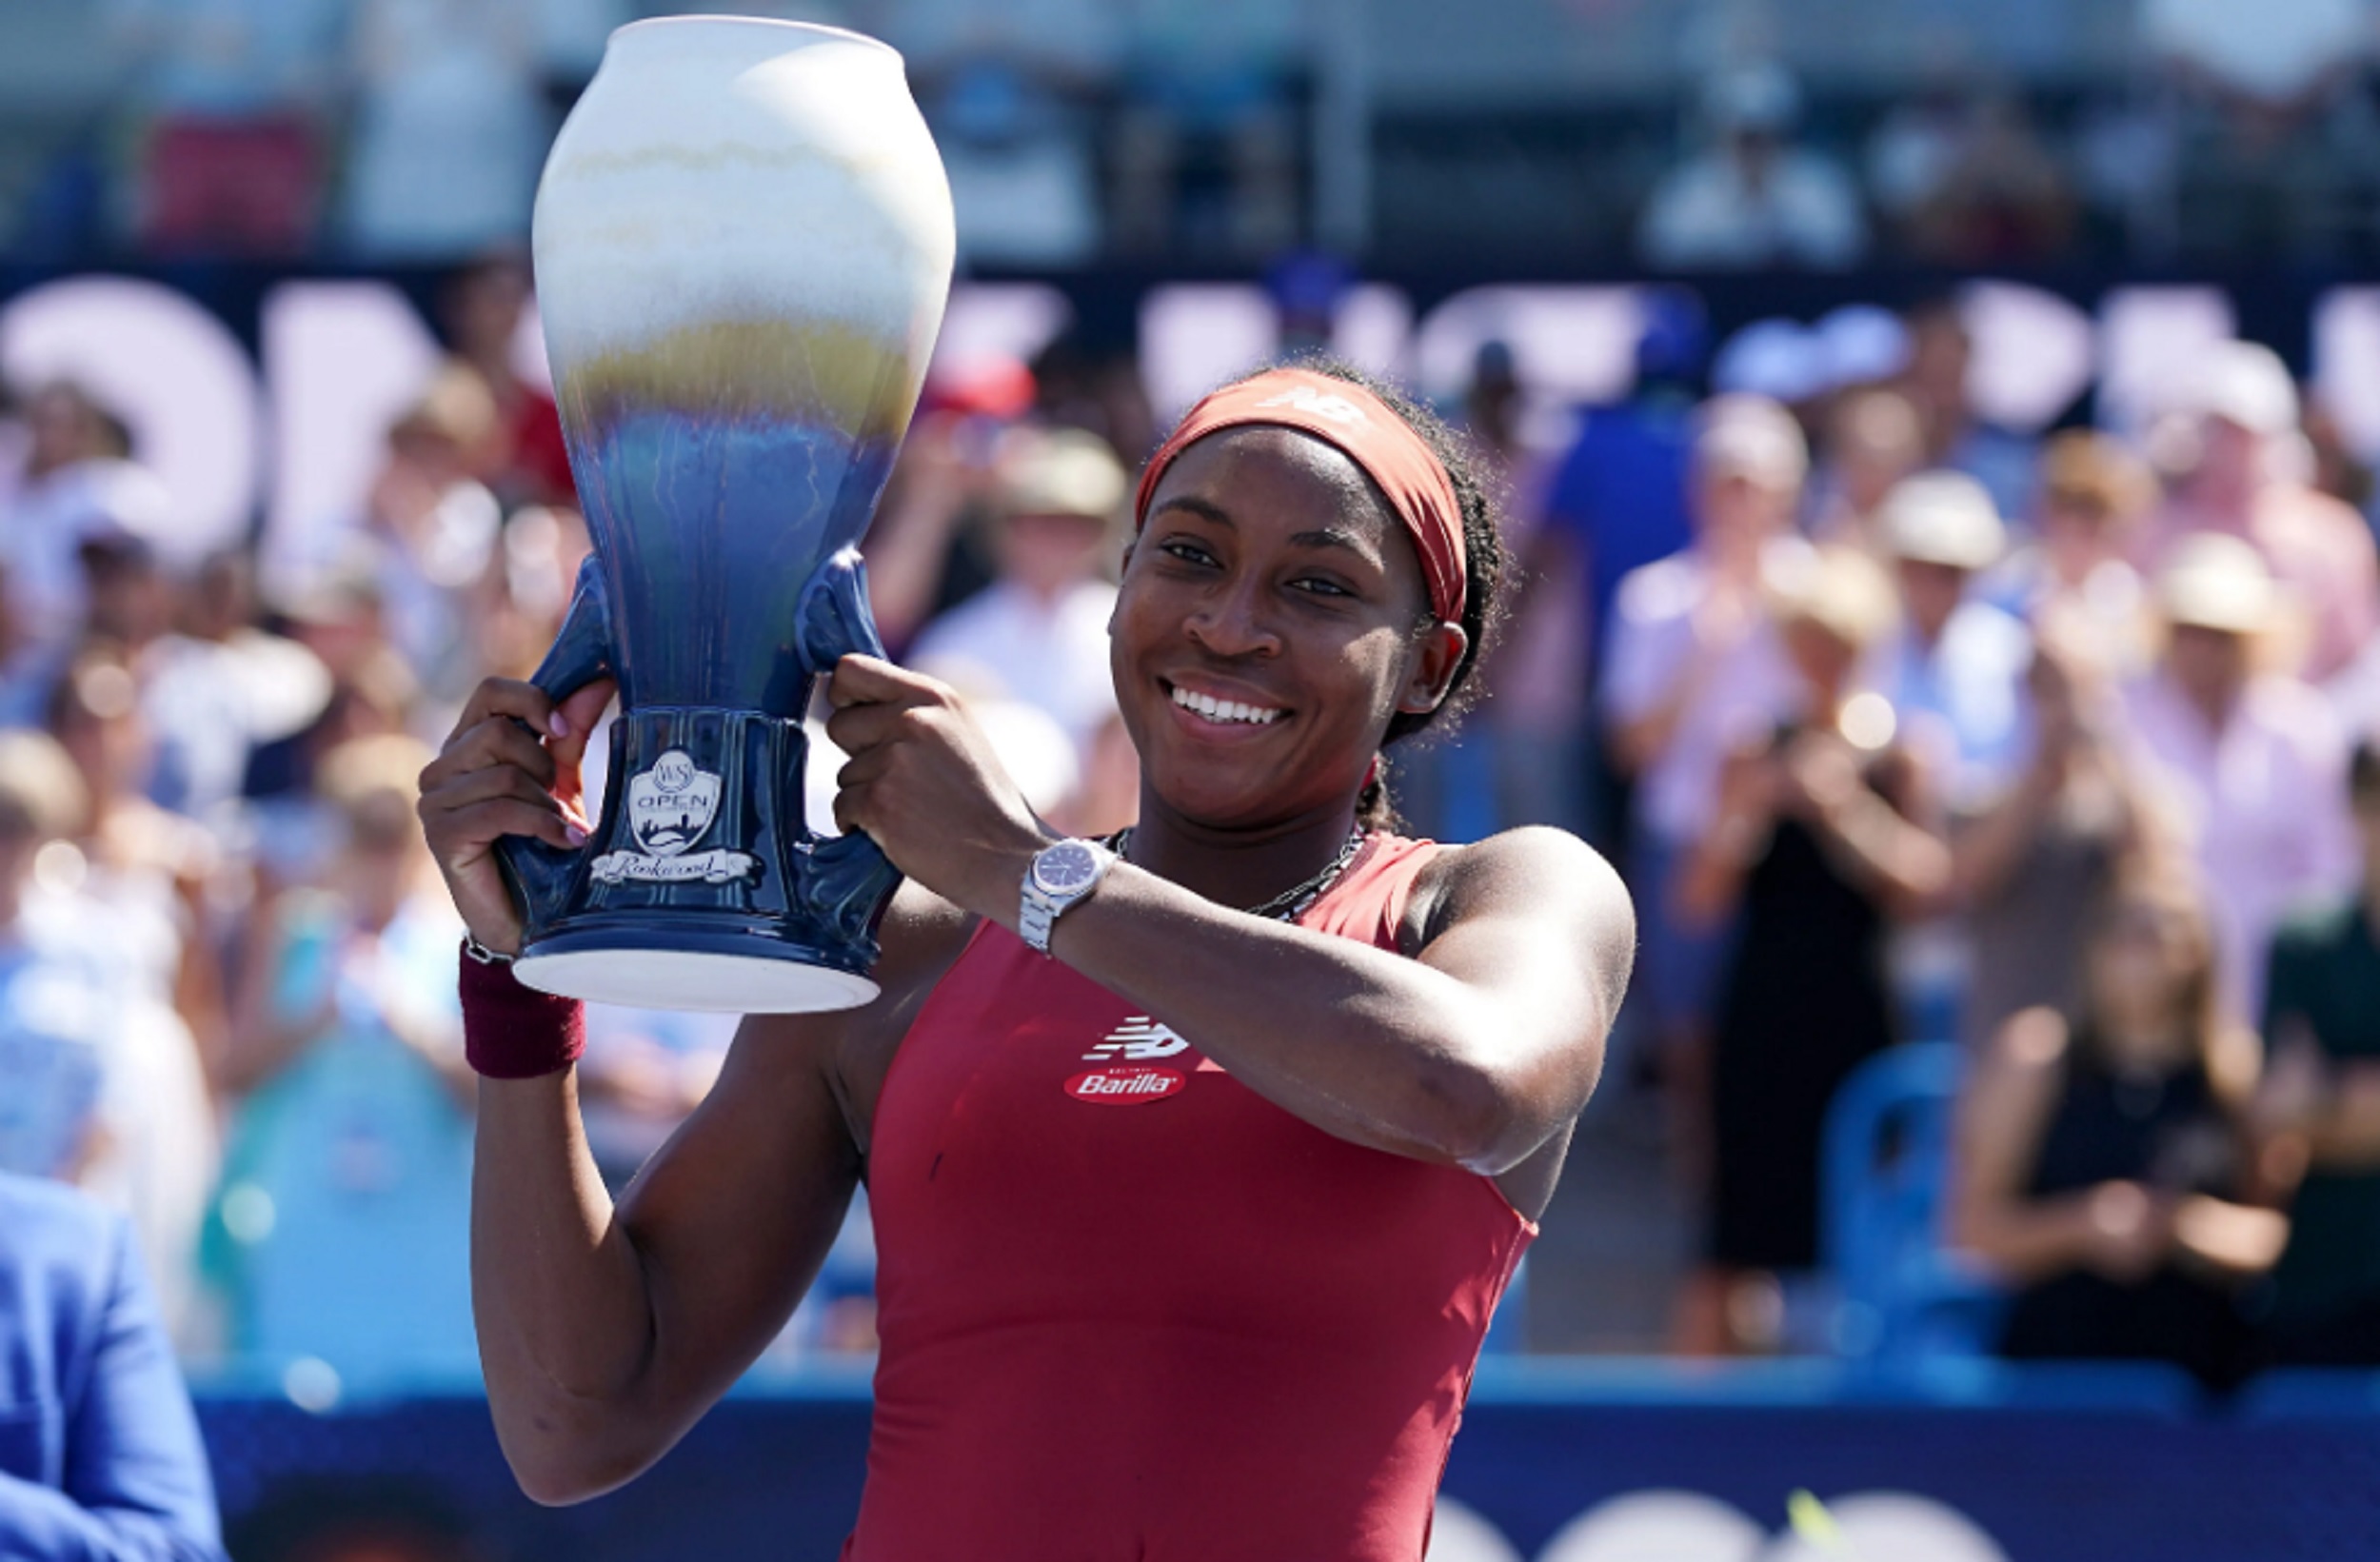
[1083,1016,1189,1061]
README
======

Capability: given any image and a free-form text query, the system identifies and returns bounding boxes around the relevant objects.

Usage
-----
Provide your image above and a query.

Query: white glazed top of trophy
[532,16,955,414]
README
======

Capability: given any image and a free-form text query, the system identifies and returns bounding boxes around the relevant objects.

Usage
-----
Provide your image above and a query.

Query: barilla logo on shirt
[1064,1065,1188,1104]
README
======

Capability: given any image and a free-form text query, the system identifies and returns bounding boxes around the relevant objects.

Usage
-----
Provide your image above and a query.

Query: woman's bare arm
[1795,741,1951,917]
[822,658,1636,1196]
[420,676,971,1503]
[1041,827,1634,1183]
[466,883,971,1505]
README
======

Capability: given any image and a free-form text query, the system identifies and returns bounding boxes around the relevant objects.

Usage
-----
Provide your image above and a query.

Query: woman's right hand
[418,676,618,955]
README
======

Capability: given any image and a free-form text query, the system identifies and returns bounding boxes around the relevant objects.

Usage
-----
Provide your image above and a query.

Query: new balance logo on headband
[1253,386,1370,427]
[1084,1016,1189,1061]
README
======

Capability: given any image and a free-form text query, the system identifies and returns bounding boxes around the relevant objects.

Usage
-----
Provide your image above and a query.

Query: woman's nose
[1184,581,1281,658]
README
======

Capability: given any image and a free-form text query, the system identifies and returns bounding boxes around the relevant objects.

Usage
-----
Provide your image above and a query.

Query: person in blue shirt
[0,1172,224,1561]
[1539,287,1708,676]
[1535,287,1707,860]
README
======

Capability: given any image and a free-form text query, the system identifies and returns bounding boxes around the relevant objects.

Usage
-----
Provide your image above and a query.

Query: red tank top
[844,834,1535,1562]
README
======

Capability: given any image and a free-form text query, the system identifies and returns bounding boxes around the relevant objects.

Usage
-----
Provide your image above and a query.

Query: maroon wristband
[459,942,585,1079]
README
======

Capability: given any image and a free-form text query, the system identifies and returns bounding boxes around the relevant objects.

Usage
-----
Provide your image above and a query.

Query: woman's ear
[1397,621,1470,716]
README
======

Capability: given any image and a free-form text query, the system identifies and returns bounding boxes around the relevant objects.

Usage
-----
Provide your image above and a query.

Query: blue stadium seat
[1481,1256,1527,1355]
[1820,1041,2006,1383]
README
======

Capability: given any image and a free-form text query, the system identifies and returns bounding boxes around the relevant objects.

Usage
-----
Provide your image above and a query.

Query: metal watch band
[1020,839,1116,957]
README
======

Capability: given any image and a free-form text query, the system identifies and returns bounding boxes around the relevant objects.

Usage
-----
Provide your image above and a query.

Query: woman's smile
[1162,675,1291,733]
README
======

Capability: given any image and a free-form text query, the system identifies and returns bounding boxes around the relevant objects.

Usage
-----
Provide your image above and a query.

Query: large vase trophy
[496,16,955,1013]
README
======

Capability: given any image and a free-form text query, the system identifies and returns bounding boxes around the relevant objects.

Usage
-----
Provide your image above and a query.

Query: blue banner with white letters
[192,1363,2380,1561]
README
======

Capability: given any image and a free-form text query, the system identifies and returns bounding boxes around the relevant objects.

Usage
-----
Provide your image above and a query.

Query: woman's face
[1111,427,1463,830]
[2088,900,2202,1057]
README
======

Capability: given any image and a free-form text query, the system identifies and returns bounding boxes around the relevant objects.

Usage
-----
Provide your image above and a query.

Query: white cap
[997,427,1128,523]
[2156,532,2280,633]
[2182,341,2298,437]
[1880,471,2007,571]
[1695,393,1809,490]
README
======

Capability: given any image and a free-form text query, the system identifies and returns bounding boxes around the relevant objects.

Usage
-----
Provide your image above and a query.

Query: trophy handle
[795,547,903,949]
[496,556,613,932]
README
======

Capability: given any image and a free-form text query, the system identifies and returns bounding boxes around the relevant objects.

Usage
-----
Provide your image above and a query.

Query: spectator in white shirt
[1872,471,2033,809]
[1600,394,1809,1068]
[2121,534,2357,1018]
[2146,341,2379,682]
[1985,429,2155,678]
[0,728,215,1342]
[908,426,1129,763]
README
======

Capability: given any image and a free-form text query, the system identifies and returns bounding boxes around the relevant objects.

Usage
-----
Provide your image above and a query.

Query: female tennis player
[419,362,1636,1560]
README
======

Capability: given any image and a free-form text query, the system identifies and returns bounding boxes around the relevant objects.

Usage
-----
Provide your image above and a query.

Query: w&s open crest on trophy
[589,751,753,885]
[489,16,955,1013]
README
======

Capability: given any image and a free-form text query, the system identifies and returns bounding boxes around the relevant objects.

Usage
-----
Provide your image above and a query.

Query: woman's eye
[1291,577,1352,598]
[1159,540,1220,567]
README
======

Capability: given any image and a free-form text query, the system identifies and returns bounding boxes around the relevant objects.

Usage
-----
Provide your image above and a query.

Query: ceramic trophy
[497,16,955,1012]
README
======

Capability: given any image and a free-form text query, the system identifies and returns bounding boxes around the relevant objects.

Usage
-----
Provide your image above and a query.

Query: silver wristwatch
[1020,838,1118,956]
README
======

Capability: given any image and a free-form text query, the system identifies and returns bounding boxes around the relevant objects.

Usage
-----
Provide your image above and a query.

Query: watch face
[1033,841,1100,895]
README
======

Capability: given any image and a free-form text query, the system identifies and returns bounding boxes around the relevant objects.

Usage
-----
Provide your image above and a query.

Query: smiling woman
[1122,362,1508,839]
[416,358,1634,1561]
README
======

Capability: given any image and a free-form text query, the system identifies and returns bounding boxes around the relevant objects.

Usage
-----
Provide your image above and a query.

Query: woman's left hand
[823,654,1054,920]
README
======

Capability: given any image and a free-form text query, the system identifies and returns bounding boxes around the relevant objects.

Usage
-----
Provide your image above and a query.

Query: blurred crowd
[16,2,2380,268]
[1521,295,2380,1379]
[8,252,2380,1394]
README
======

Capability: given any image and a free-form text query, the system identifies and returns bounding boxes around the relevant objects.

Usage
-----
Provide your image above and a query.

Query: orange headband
[1133,368,1468,623]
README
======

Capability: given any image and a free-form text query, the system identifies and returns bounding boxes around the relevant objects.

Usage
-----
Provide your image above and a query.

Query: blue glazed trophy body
[501,17,954,1012]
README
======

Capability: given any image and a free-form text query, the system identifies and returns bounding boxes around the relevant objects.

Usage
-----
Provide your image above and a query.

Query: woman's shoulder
[1963,1007,2074,1137]
[1406,826,1632,945]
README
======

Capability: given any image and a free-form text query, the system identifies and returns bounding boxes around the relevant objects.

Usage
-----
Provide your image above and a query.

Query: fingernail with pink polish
[565,822,588,845]
[549,713,570,738]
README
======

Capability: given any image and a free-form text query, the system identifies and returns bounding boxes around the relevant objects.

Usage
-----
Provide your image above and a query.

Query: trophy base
[514,932,882,1015]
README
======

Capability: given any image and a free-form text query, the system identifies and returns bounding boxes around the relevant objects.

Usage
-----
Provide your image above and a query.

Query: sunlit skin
[994,509,1112,604]
[1695,468,1791,570]
[1112,428,1464,905]
[416,417,1634,1505]
[2037,495,2126,590]
[2087,903,2208,1074]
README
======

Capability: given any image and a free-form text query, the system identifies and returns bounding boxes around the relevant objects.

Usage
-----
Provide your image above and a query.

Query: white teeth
[1171,685,1281,725]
